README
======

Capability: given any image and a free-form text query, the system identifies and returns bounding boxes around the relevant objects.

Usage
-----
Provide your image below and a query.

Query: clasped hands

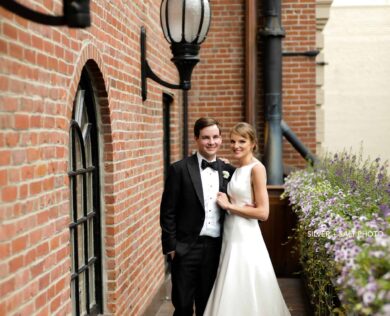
[217,192,256,213]
[216,192,231,210]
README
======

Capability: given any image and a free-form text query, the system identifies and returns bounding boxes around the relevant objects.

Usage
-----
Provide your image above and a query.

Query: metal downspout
[245,0,257,126]
[281,120,318,165]
[260,0,285,184]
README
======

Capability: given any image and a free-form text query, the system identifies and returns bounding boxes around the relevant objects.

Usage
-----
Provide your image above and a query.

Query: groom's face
[195,124,222,161]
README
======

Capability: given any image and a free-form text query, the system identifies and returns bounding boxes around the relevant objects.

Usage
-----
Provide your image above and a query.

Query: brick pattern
[282,0,317,167]
[0,1,179,315]
[0,0,316,315]
[188,0,246,161]
[188,0,316,167]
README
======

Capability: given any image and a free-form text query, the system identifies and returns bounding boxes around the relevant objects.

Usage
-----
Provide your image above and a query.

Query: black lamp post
[141,0,211,101]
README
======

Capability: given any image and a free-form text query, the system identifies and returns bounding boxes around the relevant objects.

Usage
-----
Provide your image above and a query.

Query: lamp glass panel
[184,0,202,43]
[167,0,184,43]
[197,0,210,43]
[161,0,170,43]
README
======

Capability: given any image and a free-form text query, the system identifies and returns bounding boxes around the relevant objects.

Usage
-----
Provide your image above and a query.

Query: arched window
[68,69,103,315]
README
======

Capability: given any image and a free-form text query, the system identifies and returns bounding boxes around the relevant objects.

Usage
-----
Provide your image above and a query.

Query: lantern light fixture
[141,0,211,101]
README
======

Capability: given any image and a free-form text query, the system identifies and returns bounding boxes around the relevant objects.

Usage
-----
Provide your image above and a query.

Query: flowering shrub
[283,151,390,315]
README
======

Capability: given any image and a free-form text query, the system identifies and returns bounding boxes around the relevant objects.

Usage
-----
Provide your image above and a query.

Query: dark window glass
[69,70,103,315]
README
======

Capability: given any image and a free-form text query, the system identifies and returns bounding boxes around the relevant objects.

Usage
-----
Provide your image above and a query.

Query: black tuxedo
[160,154,235,316]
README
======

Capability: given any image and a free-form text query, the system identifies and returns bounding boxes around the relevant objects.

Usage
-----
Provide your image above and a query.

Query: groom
[160,117,235,316]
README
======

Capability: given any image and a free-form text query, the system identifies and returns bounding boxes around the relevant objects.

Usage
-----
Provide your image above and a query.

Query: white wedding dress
[204,159,291,316]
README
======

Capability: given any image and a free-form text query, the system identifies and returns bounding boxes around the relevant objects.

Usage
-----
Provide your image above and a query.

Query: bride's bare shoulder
[251,160,267,179]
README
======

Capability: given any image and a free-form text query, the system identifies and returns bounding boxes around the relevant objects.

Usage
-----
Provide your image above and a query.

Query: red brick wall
[0,0,316,315]
[189,0,246,160]
[189,0,316,167]
[0,1,181,315]
[282,0,317,167]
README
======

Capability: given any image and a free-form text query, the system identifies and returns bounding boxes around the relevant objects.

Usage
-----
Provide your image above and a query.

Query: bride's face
[230,132,254,160]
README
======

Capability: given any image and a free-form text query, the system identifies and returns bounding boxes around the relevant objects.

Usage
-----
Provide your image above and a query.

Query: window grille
[68,70,103,315]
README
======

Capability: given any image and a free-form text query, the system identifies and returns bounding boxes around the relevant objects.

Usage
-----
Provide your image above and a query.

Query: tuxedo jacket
[160,154,235,256]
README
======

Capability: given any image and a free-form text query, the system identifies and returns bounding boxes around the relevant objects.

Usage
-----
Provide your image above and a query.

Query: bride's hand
[217,192,231,210]
[219,157,230,164]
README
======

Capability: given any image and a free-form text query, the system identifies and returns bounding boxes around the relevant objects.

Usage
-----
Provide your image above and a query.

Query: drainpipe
[281,120,318,165]
[245,0,257,126]
[260,0,285,184]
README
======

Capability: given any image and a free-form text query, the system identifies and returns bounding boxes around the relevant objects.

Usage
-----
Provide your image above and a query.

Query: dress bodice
[223,159,262,243]
[227,158,260,207]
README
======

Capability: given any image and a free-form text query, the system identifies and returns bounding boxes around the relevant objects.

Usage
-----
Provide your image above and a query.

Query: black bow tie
[201,159,218,171]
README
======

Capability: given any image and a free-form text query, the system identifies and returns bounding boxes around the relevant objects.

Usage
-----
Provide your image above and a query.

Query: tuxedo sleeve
[160,164,180,254]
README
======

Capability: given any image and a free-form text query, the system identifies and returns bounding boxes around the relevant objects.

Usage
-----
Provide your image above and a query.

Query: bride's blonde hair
[230,122,258,153]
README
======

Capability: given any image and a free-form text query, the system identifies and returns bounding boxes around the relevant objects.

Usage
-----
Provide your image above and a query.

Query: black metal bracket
[0,0,91,28]
[282,50,320,57]
[141,27,181,101]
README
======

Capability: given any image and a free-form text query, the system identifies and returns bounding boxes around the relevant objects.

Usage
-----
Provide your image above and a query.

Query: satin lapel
[217,159,224,191]
[187,155,205,209]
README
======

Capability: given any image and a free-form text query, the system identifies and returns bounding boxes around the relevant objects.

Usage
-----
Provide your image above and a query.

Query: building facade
[321,0,390,161]
[0,0,318,315]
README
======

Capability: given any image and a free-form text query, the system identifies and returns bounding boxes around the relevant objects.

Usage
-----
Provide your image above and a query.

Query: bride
[203,122,291,316]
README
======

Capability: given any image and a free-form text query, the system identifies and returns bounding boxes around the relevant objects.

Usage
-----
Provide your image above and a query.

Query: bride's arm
[217,164,269,221]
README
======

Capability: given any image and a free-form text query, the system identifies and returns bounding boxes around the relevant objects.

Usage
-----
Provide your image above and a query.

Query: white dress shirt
[197,152,221,238]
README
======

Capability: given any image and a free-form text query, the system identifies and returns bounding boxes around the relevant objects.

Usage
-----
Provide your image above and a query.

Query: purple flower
[284,152,390,315]
[349,180,357,192]
[363,291,375,306]
[379,204,390,218]
[380,304,390,315]
[370,251,385,258]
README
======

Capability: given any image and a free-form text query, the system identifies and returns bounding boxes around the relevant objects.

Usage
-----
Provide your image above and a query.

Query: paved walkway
[144,276,310,316]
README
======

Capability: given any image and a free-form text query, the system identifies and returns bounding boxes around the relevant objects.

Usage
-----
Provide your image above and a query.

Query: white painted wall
[333,0,390,5]
[322,1,390,161]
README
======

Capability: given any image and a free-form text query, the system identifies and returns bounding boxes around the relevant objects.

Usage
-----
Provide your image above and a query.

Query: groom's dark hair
[194,117,221,138]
